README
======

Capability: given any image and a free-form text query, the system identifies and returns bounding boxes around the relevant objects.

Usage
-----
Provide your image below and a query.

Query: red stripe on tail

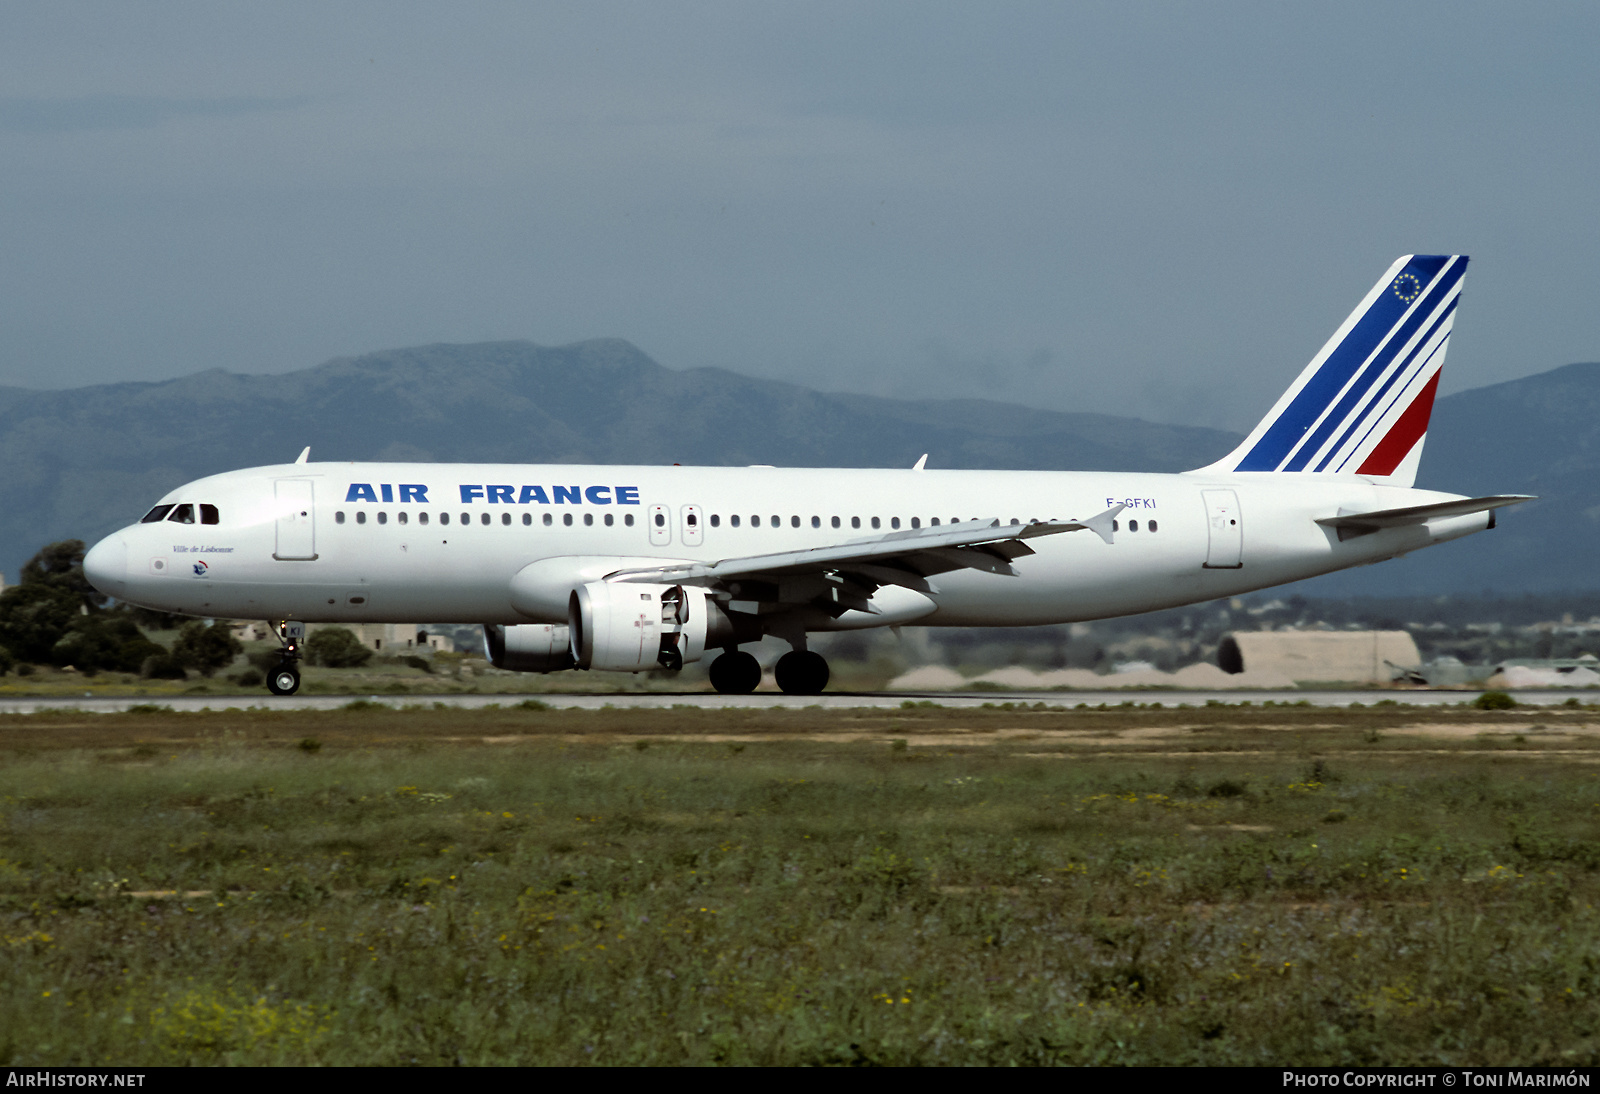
[1356,370,1441,476]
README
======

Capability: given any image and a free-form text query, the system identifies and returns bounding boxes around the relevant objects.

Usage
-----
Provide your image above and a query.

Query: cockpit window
[200,504,219,525]
[167,504,195,524]
[141,504,174,523]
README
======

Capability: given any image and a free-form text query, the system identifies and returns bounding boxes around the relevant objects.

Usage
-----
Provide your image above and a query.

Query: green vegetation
[1,703,1598,1065]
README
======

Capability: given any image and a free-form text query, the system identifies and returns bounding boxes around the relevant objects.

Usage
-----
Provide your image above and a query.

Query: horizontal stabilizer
[1316,494,1533,539]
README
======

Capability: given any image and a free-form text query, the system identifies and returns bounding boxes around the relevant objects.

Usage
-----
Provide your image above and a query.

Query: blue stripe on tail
[1234,255,1451,472]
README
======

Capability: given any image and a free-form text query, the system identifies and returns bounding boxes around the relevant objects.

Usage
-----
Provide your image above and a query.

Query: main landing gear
[707,648,831,695]
[266,620,306,696]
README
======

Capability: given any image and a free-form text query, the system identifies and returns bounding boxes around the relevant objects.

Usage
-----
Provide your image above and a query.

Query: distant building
[337,623,454,653]
[1219,630,1421,684]
[232,621,454,653]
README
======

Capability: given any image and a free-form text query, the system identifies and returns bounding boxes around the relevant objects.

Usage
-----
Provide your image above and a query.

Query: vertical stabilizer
[1196,254,1467,488]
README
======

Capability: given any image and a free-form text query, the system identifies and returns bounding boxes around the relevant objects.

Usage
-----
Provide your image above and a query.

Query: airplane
[82,254,1529,697]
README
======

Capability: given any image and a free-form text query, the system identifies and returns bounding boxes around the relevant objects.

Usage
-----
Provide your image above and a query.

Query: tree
[171,621,243,677]
[20,540,105,608]
[306,627,373,668]
[0,582,83,664]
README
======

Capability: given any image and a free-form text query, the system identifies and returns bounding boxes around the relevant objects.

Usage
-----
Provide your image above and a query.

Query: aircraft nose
[83,533,129,598]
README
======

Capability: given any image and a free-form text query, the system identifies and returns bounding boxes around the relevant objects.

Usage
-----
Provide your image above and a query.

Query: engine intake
[569,582,715,672]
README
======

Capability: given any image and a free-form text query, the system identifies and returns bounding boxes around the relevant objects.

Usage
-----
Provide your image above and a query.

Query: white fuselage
[82,461,1489,627]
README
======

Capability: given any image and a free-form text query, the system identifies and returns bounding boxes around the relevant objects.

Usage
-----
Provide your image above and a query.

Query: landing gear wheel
[267,665,301,696]
[774,650,830,695]
[709,650,762,694]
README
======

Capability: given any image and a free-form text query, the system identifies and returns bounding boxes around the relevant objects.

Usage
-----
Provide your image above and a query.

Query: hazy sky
[3,2,1597,431]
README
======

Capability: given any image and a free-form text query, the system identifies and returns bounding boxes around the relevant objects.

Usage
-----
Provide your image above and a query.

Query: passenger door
[1201,489,1242,568]
[274,479,318,560]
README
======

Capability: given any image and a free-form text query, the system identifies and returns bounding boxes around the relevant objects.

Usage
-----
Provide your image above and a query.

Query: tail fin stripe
[1331,329,1450,474]
[1354,369,1441,476]
[1281,258,1465,472]
[1318,295,1456,472]
[1234,254,1450,471]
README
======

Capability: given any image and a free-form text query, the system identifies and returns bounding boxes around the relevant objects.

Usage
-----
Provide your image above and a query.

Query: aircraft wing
[1316,494,1534,540]
[606,505,1125,604]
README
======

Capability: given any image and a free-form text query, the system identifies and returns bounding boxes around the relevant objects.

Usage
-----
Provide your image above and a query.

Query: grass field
[3,699,1600,1065]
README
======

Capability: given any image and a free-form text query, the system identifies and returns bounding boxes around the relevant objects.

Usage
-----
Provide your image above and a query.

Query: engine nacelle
[569,582,711,672]
[483,623,576,673]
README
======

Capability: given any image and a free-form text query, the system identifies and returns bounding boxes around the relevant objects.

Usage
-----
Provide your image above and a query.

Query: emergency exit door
[680,505,704,547]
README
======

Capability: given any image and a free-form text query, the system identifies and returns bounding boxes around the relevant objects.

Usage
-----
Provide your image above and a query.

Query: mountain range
[0,339,1591,597]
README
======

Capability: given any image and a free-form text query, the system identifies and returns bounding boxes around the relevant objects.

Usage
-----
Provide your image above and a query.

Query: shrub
[141,653,187,680]
[1474,690,1517,710]
[306,627,373,668]
[172,621,244,677]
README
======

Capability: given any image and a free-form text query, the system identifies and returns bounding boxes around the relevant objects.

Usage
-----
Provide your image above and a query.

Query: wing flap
[606,506,1125,594]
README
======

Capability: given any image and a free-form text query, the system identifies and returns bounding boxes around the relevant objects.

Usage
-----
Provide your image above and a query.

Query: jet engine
[483,622,576,673]
[569,582,725,672]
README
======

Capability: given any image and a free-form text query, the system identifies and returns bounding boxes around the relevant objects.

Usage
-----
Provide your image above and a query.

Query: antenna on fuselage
[295,446,310,465]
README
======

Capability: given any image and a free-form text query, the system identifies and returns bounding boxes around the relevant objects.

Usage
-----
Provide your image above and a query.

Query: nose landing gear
[268,664,301,696]
[266,620,306,696]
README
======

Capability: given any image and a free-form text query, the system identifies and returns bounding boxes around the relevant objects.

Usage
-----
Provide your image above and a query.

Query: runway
[0,688,1585,714]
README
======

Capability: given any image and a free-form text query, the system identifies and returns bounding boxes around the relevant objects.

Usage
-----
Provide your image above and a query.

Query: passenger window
[811,516,820,528]
[357,511,367,525]
[480,513,490,526]
[910,517,920,529]
[461,512,470,525]
[335,511,346,524]
[831,516,840,529]
[687,513,698,528]
[522,513,531,526]
[1149,520,1158,532]
[852,517,861,529]
[584,513,594,526]
[200,504,219,525]
[543,513,553,526]
[710,514,721,528]
[751,515,761,527]
[399,512,408,525]
[419,512,429,525]
[871,517,880,529]
[624,514,634,527]
[141,504,174,523]
[1010,518,1020,525]
[930,518,940,526]
[441,513,450,525]
[1112,520,1119,532]
[167,504,195,524]
[654,512,665,527]
[1129,519,1138,532]
[731,515,741,527]
[790,516,800,528]
[604,513,613,527]
[771,515,779,527]
[378,512,388,525]
[563,513,573,527]
[891,517,900,529]
[501,513,511,526]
